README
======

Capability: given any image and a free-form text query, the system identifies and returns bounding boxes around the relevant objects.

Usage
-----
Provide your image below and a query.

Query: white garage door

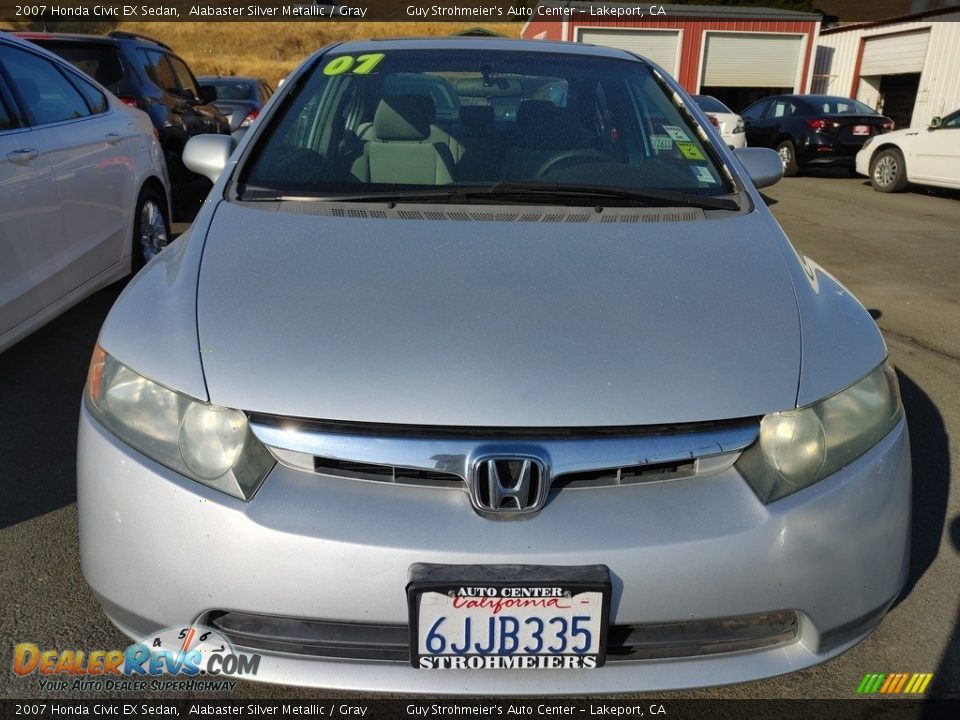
[861,30,930,75]
[578,29,680,76]
[702,32,803,88]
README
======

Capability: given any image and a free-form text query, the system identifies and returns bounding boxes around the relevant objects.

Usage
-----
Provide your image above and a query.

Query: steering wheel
[533,149,611,178]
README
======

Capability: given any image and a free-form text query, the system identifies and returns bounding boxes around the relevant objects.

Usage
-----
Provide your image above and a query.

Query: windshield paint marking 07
[322,53,386,76]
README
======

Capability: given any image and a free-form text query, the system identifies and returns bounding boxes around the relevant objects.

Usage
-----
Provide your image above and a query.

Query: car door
[1,44,130,301]
[167,54,221,135]
[742,99,772,147]
[759,99,799,148]
[0,46,68,341]
[906,110,960,186]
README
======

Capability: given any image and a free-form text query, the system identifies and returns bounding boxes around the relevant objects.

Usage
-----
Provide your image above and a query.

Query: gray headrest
[459,105,495,130]
[374,95,434,141]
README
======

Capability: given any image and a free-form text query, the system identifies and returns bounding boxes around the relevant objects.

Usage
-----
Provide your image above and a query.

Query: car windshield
[207,80,254,100]
[693,95,731,114]
[239,49,733,200]
[813,97,879,115]
[35,41,125,88]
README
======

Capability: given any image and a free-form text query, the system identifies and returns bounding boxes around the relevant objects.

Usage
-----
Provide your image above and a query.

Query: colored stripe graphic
[857,672,933,694]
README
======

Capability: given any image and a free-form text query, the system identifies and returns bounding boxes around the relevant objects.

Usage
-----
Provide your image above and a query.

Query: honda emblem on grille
[469,456,548,516]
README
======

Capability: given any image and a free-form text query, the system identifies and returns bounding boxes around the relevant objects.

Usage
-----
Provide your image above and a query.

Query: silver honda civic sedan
[78,38,910,693]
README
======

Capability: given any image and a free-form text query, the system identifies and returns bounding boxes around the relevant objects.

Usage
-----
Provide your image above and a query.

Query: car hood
[196,202,801,427]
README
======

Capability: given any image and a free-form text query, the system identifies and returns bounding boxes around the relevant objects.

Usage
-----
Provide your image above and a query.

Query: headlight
[736,362,903,503]
[85,345,274,500]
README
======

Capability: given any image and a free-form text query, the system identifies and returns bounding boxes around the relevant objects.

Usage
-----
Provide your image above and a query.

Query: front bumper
[78,407,911,694]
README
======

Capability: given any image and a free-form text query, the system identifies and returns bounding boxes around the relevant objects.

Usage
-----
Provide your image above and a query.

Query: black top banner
[2,1,958,25]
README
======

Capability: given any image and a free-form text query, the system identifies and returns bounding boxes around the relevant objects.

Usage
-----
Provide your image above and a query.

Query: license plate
[408,564,610,670]
[853,125,870,135]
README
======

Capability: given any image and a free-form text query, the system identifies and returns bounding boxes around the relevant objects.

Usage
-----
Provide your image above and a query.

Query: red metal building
[521,2,822,111]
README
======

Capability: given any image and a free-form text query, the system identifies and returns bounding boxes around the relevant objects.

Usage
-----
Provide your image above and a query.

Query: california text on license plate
[407,565,611,670]
[853,125,870,135]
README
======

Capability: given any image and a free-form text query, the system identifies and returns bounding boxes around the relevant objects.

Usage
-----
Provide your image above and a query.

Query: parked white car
[856,108,960,192]
[0,33,171,353]
[693,95,746,149]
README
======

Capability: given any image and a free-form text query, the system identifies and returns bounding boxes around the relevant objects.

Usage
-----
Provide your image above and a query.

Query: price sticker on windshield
[662,125,692,142]
[676,142,705,161]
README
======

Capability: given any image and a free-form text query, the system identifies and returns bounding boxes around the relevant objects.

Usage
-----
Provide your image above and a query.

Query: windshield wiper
[237,183,739,211]
[473,182,740,211]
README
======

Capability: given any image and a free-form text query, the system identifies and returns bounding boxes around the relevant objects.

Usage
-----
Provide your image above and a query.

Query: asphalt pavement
[1,172,957,700]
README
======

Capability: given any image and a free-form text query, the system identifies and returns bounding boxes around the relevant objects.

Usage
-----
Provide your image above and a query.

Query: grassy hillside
[10,21,521,84]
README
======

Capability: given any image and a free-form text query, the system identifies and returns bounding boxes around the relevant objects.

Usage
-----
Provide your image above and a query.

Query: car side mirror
[183,134,234,183]
[199,85,218,104]
[929,116,942,129]
[733,147,784,189]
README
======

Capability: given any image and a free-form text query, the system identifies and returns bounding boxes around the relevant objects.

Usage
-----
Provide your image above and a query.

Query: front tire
[776,140,799,177]
[132,187,171,273]
[870,148,908,192]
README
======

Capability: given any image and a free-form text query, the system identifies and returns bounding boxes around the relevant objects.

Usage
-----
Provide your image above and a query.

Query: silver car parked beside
[78,38,910,693]
[0,33,170,353]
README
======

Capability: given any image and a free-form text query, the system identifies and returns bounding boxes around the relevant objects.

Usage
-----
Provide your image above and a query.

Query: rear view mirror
[183,134,234,183]
[733,147,784,189]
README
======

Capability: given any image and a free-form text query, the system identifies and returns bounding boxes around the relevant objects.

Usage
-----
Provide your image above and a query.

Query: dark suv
[17,31,229,210]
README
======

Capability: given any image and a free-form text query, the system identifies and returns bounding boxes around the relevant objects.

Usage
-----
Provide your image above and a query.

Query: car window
[741,100,770,121]
[0,45,90,125]
[167,55,201,101]
[139,50,179,95]
[769,100,797,118]
[68,72,109,114]
[942,110,960,128]
[211,81,253,101]
[241,50,731,196]
[35,41,125,88]
[0,95,12,131]
[693,96,730,114]
[817,98,878,115]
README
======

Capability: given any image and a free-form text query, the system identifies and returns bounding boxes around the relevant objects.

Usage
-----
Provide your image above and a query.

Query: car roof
[198,76,263,83]
[324,37,645,62]
[0,32,120,93]
[12,31,169,50]
[2,31,96,60]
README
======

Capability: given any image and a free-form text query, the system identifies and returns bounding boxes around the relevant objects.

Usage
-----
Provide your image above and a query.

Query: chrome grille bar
[249,419,759,484]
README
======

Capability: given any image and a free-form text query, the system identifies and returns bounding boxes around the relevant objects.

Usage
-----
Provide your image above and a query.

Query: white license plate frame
[407,564,611,670]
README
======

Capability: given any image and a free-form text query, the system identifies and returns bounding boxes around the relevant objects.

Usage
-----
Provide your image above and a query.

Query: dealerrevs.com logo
[12,625,259,692]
